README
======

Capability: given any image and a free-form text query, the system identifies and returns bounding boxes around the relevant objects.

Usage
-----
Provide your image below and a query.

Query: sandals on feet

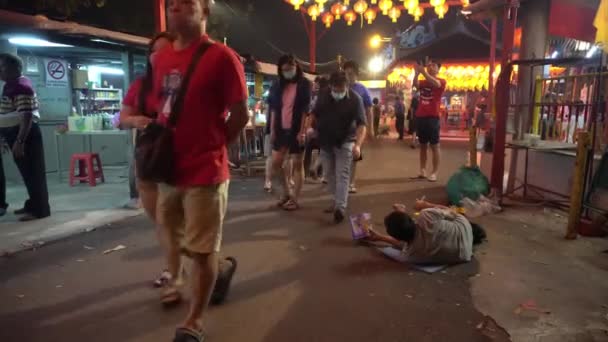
[276,196,290,208]
[210,256,238,305]
[153,269,172,288]
[282,199,299,211]
[173,327,204,342]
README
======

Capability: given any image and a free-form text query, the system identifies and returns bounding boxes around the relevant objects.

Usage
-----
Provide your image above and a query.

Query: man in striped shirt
[0,53,50,221]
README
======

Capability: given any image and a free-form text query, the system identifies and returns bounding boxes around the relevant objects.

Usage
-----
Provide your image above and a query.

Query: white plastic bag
[460,195,501,218]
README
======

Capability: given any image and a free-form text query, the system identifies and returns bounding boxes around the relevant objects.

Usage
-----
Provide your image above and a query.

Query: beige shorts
[157,181,229,255]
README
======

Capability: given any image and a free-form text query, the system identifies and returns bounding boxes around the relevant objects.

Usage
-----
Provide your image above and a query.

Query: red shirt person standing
[412,58,447,182]
[149,1,249,341]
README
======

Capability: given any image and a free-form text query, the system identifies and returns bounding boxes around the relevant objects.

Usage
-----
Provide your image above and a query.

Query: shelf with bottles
[75,88,123,101]
[67,112,118,132]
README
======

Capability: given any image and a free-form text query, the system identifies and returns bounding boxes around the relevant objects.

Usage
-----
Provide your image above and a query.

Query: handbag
[135,41,212,183]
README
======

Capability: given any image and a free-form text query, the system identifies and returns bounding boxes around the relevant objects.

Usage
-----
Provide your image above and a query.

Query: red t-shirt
[415,78,447,118]
[122,78,157,116]
[153,36,247,187]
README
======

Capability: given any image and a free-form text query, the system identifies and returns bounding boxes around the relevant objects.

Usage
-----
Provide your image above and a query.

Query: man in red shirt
[151,1,249,341]
[412,58,447,182]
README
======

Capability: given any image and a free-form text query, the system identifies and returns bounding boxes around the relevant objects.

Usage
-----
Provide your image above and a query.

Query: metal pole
[155,0,166,32]
[490,0,518,201]
[309,18,317,73]
[488,17,497,112]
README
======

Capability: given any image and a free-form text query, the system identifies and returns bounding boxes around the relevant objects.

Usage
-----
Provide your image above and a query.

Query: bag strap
[167,41,213,127]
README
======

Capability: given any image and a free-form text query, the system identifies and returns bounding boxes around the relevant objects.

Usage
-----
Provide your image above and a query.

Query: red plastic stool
[69,153,105,186]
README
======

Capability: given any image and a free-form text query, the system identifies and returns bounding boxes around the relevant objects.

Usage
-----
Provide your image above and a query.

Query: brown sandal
[282,199,299,211]
[276,196,290,208]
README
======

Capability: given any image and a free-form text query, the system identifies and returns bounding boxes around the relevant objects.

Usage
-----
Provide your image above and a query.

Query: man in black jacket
[312,71,367,223]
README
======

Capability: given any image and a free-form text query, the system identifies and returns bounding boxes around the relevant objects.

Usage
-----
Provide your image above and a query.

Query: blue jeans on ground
[321,142,354,211]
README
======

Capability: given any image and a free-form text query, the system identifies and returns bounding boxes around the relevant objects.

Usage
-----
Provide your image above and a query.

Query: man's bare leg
[430,144,440,178]
[182,252,219,332]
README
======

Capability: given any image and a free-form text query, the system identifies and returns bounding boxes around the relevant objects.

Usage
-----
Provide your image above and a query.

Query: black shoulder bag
[135,42,212,184]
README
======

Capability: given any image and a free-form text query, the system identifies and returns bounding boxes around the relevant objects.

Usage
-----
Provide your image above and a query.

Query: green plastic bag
[446,166,490,205]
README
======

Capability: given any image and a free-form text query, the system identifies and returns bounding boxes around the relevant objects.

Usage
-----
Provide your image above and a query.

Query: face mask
[283,70,296,80]
[332,91,347,101]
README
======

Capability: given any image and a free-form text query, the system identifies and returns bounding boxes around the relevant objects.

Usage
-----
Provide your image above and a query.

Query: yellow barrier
[566,131,591,240]
[469,127,477,168]
[532,77,542,135]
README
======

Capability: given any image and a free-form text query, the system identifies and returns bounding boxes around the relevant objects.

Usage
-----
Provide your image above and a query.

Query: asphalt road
[0,138,510,342]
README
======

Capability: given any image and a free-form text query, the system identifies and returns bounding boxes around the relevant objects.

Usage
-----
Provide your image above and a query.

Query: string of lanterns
[387,64,503,92]
[287,0,469,28]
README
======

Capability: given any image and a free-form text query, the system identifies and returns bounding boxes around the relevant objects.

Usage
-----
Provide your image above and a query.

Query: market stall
[387,61,502,133]
[0,10,150,182]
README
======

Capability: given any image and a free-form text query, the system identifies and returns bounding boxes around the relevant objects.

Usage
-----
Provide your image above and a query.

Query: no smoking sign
[46,60,65,80]
[44,59,68,88]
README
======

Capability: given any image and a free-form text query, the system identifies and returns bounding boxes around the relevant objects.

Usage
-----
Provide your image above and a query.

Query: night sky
[1,0,461,70]
[225,0,415,65]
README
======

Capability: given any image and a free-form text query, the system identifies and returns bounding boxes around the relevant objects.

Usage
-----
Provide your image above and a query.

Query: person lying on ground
[366,200,486,265]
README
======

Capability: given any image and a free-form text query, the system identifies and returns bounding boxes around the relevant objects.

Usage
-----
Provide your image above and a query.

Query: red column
[309,19,317,73]
[155,0,167,32]
[491,0,518,199]
[488,17,497,111]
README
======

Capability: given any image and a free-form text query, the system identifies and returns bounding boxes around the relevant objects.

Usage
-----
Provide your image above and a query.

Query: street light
[369,34,391,49]
[368,55,384,74]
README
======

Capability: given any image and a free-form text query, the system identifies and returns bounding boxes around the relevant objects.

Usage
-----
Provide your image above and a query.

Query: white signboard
[44,59,68,88]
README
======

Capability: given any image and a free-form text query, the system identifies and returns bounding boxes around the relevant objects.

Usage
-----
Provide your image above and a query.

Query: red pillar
[490,0,518,199]
[488,17,497,111]
[309,19,317,73]
[155,0,167,32]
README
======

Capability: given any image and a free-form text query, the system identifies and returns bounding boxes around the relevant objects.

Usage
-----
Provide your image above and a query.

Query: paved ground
[0,167,140,254]
[1,138,607,342]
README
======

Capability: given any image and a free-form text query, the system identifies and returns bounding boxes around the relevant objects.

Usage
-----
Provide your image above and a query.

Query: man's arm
[365,106,373,139]
[414,199,450,211]
[355,123,367,147]
[419,68,442,88]
[16,112,32,144]
[13,89,36,158]
[368,229,402,248]
[412,71,421,89]
[354,96,367,147]
[225,100,249,144]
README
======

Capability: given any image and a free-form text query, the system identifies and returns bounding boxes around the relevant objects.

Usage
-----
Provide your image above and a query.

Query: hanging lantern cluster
[387,63,504,92]
[307,4,321,21]
[364,8,377,24]
[285,0,461,28]
[344,10,357,25]
[388,6,401,22]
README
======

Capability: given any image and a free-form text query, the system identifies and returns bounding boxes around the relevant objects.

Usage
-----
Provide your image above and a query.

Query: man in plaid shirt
[0,53,50,221]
